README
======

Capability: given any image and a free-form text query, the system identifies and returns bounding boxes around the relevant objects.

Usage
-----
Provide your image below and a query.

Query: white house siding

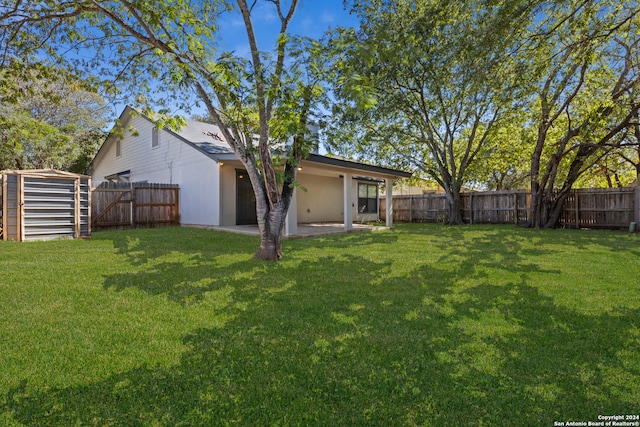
[92,114,221,227]
[220,164,238,226]
[296,174,343,223]
[174,159,220,227]
[295,174,379,223]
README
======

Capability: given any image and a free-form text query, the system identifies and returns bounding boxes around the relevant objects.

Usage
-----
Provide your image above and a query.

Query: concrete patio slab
[206,223,388,238]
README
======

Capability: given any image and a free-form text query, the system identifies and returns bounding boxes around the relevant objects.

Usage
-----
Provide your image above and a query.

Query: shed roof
[1,169,90,179]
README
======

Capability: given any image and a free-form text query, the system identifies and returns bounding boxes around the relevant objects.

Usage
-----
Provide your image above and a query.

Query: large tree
[525,0,640,228]
[325,0,537,224]
[327,0,639,227]
[1,0,325,260]
[0,60,108,172]
[622,108,640,183]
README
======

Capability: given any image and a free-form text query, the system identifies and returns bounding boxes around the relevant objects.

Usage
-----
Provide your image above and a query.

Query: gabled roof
[94,106,411,179]
[168,118,234,156]
[91,106,233,167]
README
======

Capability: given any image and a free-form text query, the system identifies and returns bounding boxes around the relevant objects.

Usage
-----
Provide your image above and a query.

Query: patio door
[236,170,257,225]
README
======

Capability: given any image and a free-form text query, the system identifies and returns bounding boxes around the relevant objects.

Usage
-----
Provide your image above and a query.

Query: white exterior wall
[297,174,344,223]
[91,114,221,227]
[220,164,238,226]
[296,174,379,223]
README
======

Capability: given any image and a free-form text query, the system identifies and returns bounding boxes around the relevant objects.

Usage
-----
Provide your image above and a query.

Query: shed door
[23,177,76,241]
[236,170,257,225]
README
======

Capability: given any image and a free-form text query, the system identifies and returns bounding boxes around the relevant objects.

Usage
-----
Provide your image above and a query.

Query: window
[358,183,378,214]
[116,139,121,157]
[152,128,160,148]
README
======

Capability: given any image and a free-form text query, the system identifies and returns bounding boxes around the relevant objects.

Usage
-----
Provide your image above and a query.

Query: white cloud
[321,12,335,24]
[252,2,278,23]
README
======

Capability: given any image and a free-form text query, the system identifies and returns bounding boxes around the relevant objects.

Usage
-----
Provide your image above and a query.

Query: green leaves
[327,0,639,226]
[0,110,73,170]
[524,0,640,227]
[326,0,529,222]
[0,60,108,172]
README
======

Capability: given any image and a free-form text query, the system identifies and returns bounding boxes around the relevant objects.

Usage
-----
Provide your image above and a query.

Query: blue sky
[217,0,359,56]
[105,1,359,120]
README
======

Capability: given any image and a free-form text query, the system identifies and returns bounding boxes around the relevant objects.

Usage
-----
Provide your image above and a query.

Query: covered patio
[215,153,412,236]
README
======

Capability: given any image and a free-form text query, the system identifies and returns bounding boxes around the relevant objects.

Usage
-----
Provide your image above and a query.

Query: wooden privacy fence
[92,182,179,231]
[558,187,638,229]
[381,187,640,230]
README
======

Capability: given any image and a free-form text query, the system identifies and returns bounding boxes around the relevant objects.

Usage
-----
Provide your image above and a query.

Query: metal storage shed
[1,169,91,241]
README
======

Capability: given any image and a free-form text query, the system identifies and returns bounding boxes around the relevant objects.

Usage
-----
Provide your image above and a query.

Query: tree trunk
[536,146,591,229]
[527,116,551,229]
[253,166,296,261]
[446,187,465,225]
[528,181,542,229]
[254,205,288,261]
[542,191,564,229]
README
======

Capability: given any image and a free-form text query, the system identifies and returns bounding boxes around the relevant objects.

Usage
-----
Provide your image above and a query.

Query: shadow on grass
[91,227,263,306]
[2,251,396,425]
[92,226,259,266]
[413,278,639,424]
[3,225,639,425]
[288,228,400,252]
[95,227,399,306]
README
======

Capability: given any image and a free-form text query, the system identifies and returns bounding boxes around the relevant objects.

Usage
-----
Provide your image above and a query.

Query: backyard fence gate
[92,182,180,231]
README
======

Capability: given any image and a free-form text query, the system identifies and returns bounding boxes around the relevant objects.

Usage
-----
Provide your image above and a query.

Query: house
[90,107,411,235]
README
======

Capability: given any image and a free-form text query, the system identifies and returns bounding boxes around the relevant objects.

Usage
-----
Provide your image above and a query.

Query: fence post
[130,182,135,227]
[575,190,580,229]
[174,187,180,225]
[635,185,640,225]
[409,195,413,223]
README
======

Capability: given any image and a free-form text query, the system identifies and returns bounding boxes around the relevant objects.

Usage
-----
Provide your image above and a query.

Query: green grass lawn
[1,224,638,426]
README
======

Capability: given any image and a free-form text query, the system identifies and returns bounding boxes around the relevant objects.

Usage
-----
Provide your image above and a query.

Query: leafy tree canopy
[326,0,639,227]
[325,0,537,223]
[524,0,640,227]
[0,59,108,172]
[1,0,329,260]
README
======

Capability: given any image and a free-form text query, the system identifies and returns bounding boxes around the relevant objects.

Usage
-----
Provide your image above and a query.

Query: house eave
[305,153,412,179]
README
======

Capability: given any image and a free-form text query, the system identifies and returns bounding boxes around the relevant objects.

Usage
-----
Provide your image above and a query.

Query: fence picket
[91,182,179,230]
[382,187,638,230]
